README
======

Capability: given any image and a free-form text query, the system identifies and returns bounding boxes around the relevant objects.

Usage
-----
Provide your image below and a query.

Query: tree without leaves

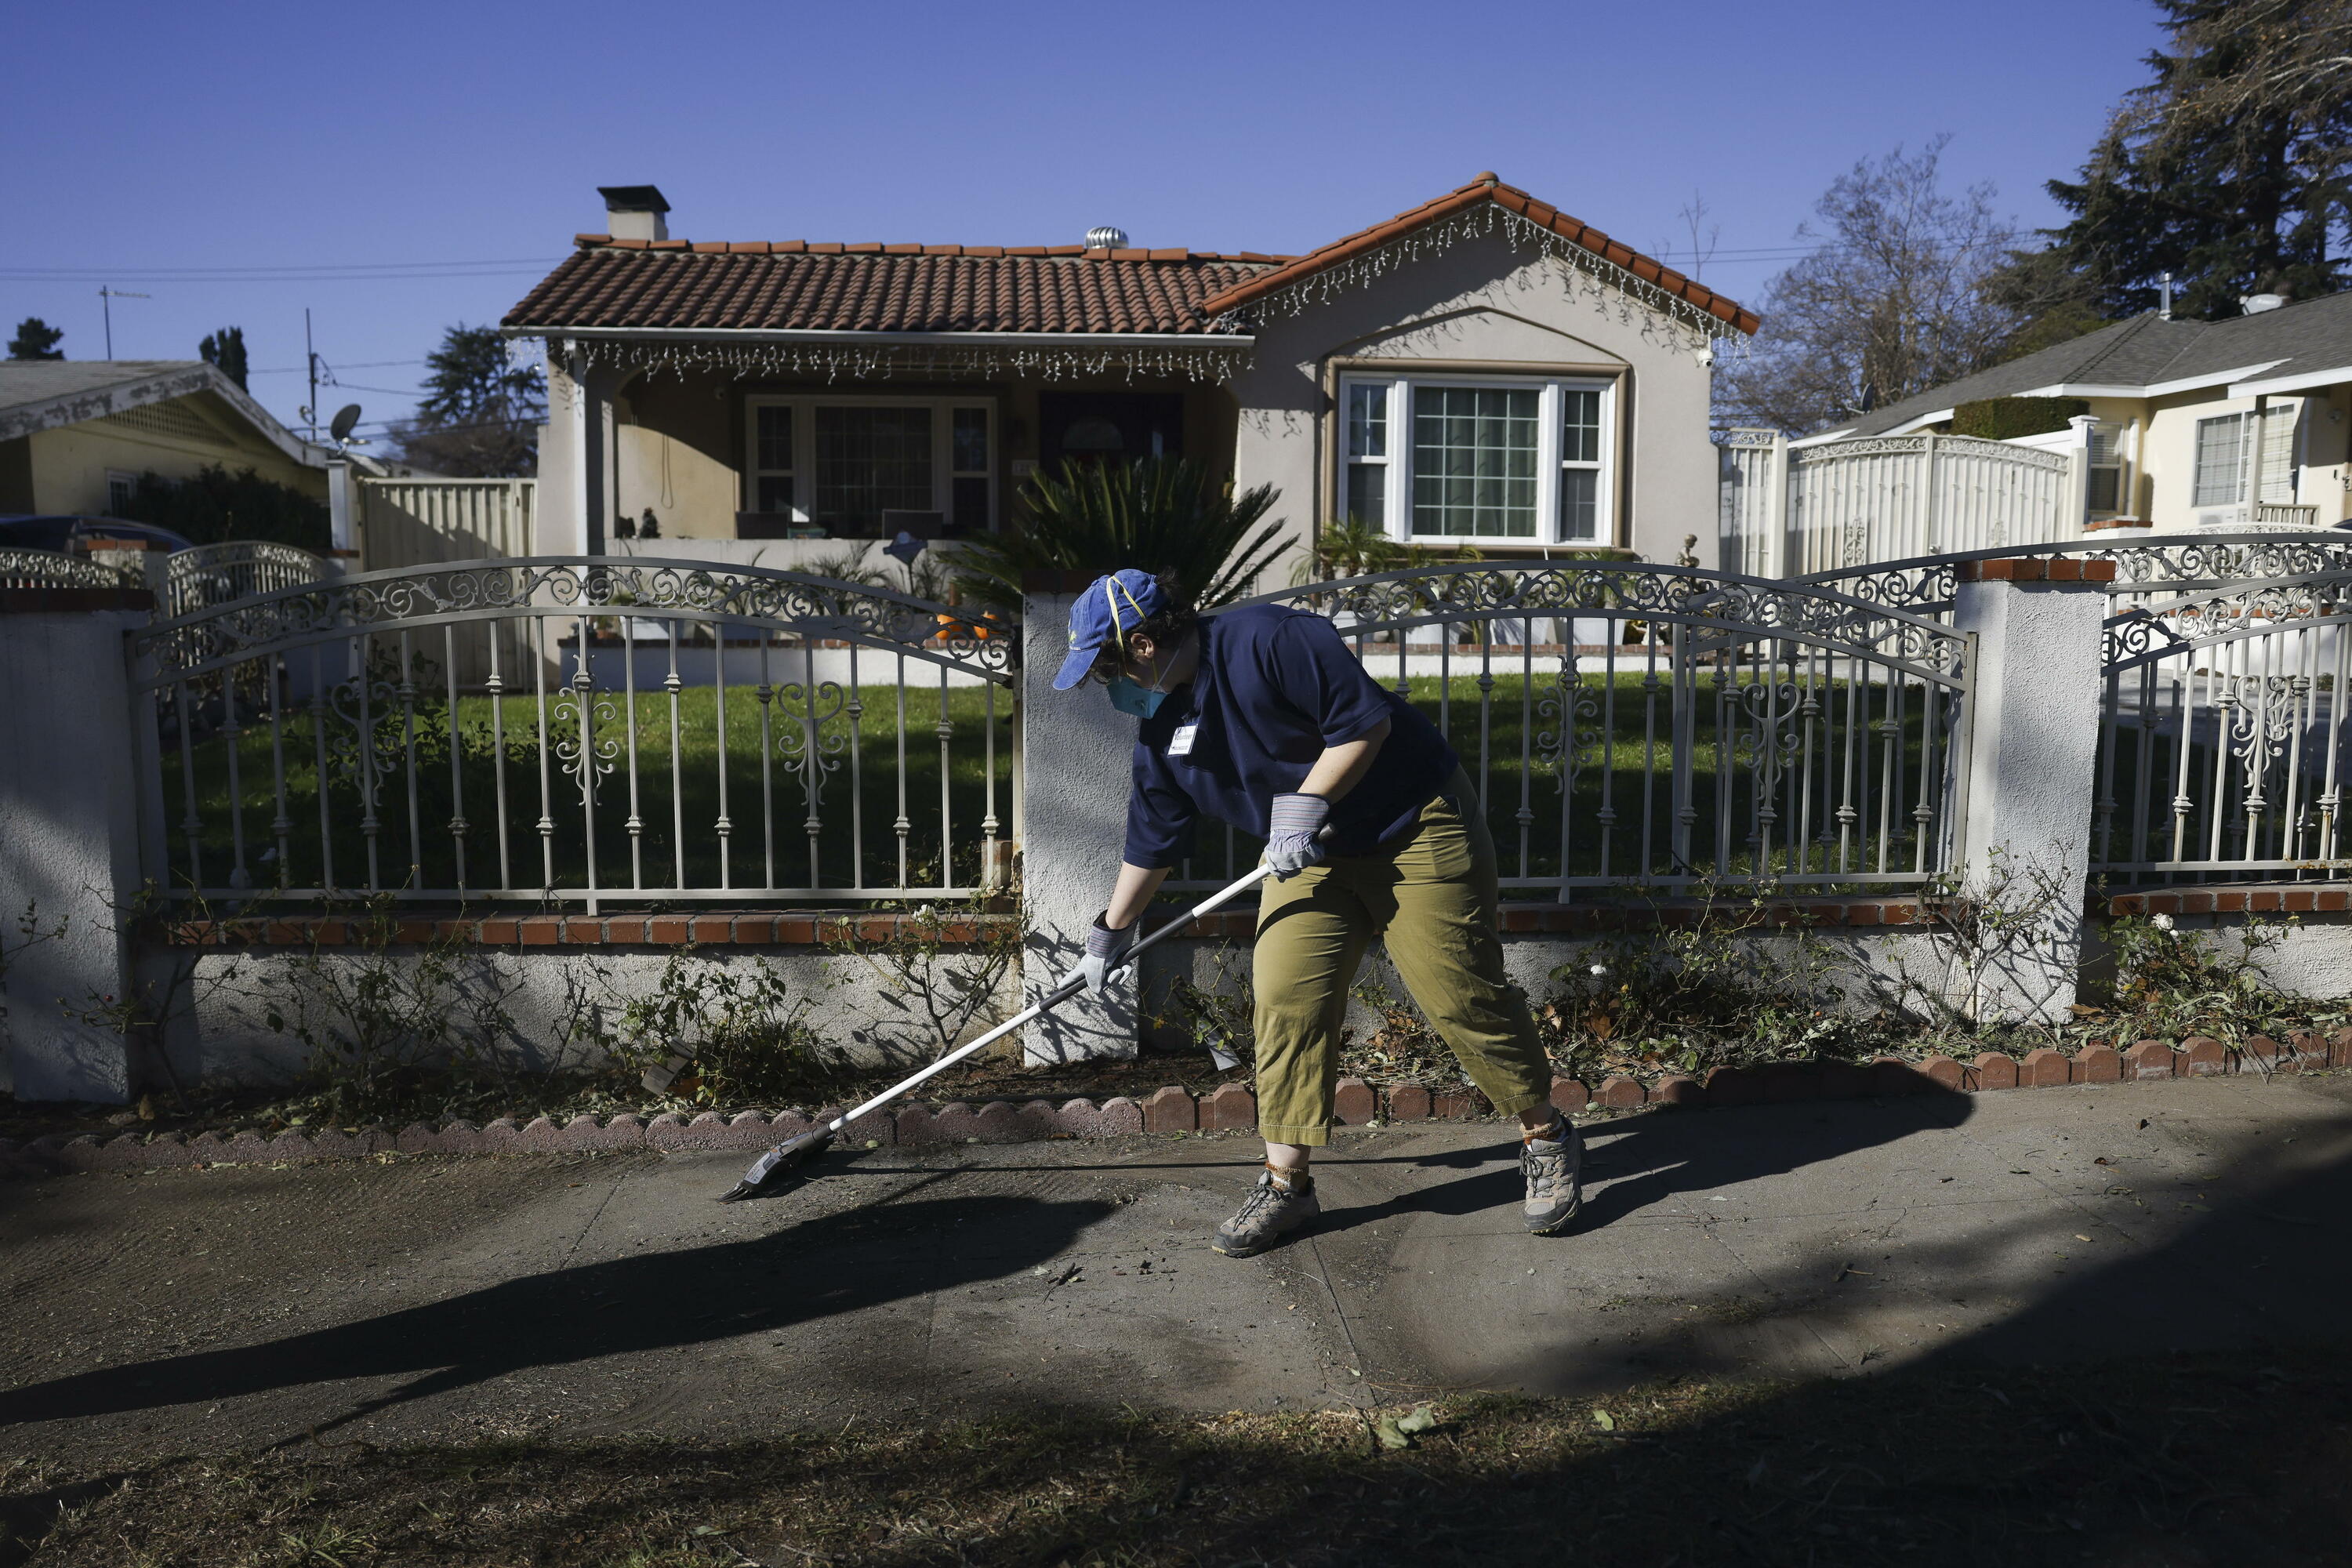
[1715,140,2020,435]
[2027,0,2352,321]
[385,325,546,477]
[198,325,249,390]
[8,318,64,361]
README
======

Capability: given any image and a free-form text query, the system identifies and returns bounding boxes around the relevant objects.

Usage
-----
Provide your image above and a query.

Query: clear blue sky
[2,0,2165,441]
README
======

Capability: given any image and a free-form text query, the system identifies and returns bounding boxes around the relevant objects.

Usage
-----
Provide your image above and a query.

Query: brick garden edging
[6,1029,2347,1181]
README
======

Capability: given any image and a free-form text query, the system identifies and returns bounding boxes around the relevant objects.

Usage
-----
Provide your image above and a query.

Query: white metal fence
[0,547,135,590]
[1721,428,2080,575]
[131,558,1013,907]
[161,541,327,620]
[1173,562,1975,898]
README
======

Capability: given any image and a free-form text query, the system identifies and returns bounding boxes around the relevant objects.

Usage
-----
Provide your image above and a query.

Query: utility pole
[97,286,150,360]
[304,309,318,441]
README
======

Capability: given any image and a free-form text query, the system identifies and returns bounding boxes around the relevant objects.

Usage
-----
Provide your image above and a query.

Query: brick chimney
[598,185,670,242]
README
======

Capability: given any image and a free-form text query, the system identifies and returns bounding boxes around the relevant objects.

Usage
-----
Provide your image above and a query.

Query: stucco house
[0,359,344,519]
[1813,288,2352,533]
[503,176,1759,576]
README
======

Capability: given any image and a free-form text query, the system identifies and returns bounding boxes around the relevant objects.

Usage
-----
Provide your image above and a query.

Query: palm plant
[952,456,1290,612]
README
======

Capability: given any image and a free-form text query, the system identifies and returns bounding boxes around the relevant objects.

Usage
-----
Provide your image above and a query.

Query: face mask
[1107,676,1165,719]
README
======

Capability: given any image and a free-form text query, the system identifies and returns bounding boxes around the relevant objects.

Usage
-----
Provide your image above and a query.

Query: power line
[0,257,561,281]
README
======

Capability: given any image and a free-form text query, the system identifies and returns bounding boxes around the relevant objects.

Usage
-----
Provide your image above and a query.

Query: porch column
[1018,573,1140,1062]
[541,351,622,557]
[1949,561,2111,1024]
[0,590,151,1102]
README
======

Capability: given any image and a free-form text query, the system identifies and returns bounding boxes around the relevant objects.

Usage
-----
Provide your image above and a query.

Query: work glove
[1265,793,1332,879]
[1058,913,1137,995]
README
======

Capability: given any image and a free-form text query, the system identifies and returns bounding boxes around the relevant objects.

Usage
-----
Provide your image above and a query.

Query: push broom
[717,849,1298,1202]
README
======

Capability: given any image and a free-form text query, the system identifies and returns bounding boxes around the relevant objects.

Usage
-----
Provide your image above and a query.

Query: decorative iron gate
[130,557,1012,906]
[1185,562,1973,898]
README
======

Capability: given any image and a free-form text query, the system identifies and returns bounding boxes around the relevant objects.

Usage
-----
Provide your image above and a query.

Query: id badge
[1167,723,1200,757]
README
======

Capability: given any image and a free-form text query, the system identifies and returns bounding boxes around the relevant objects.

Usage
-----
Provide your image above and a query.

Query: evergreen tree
[2032,0,2351,321]
[198,325,249,389]
[387,324,546,476]
[8,318,65,360]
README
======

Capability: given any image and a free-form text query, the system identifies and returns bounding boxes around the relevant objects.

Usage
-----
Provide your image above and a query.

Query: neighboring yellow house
[0,359,335,517]
[1819,289,2352,533]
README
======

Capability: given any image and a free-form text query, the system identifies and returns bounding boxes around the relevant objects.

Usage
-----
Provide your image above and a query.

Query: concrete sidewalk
[4,1074,2349,1464]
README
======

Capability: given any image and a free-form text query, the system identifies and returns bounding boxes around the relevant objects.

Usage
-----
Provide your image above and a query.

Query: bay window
[743,396,996,536]
[1338,374,1615,545]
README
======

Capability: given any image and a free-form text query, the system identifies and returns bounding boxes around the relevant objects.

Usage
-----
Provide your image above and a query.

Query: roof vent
[2240,292,2286,315]
[599,184,671,242]
[1085,225,1128,251]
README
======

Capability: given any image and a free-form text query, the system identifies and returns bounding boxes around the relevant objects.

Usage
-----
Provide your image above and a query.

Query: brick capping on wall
[10,1034,2344,1178]
[2108,885,2352,917]
[1952,558,2119,583]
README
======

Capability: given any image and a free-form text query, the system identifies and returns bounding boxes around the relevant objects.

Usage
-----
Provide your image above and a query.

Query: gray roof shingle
[1842,290,2352,437]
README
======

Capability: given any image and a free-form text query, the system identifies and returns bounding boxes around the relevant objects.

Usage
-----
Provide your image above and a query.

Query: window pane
[1562,388,1601,463]
[2193,414,2245,507]
[1411,386,1539,537]
[814,406,933,532]
[756,405,793,472]
[1345,462,1385,529]
[953,407,990,473]
[757,475,795,514]
[1347,383,1388,459]
[2087,466,2122,514]
[1559,469,1598,541]
[952,475,990,531]
[2259,402,2298,503]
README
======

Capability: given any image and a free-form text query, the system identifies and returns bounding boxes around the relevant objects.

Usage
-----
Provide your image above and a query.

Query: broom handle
[823,857,1281,1134]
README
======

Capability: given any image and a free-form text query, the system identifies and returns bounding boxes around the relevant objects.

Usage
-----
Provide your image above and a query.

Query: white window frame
[741,394,996,533]
[1335,372,1618,547]
[105,469,139,515]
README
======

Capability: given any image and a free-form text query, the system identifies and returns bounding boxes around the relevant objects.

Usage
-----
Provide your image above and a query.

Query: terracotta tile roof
[1196,174,1761,336]
[505,240,1290,336]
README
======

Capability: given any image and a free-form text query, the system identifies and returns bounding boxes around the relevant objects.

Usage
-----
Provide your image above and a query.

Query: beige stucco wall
[25,390,323,515]
[615,372,736,539]
[1226,227,1722,570]
[2128,382,2352,532]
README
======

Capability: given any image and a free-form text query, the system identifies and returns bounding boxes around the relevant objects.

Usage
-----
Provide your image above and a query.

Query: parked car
[0,514,194,554]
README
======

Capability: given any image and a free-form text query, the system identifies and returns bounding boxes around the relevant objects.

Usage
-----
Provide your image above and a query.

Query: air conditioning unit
[2197,506,2247,528]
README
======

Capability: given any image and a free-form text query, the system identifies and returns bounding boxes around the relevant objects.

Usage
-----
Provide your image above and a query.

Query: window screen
[1411,386,1539,538]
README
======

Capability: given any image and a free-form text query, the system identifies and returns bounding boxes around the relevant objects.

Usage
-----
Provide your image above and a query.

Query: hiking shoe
[1522,1116,1583,1235]
[1211,1170,1321,1258]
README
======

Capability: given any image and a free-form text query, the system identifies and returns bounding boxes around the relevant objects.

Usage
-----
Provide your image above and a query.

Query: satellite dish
[328,404,363,443]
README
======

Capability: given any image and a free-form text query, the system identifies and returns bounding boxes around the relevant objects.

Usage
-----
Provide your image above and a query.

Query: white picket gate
[1720,426,2084,575]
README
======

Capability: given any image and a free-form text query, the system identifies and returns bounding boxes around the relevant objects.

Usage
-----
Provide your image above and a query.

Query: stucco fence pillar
[1947,563,2111,1023]
[1018,573,1142,1062]
[0,590,152,1102]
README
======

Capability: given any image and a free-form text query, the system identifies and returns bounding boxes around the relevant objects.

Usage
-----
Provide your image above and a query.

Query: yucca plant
[952,456,1290,612]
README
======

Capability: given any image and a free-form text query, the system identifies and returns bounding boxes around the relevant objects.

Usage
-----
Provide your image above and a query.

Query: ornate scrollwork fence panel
[1799,532,2352,626]
[162,540,328,619]
[129,557,1013,906]
[2096,569,2352,885]
[1198,562,1973,898]
[0,547,136,590]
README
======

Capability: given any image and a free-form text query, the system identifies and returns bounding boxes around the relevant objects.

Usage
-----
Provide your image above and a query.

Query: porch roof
[503,242,1281,337]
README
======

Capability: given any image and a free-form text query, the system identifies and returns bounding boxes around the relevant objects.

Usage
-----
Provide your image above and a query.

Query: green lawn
[157,665,1951,900]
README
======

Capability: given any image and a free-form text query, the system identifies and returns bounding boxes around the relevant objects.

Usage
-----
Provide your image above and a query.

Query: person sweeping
[1054,568,1580,1257]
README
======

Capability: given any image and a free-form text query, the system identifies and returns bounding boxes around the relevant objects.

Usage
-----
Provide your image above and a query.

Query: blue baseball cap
[1052,569,1165,691]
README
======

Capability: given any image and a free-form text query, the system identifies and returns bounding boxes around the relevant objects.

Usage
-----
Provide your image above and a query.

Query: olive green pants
[1251,770,1553,1146]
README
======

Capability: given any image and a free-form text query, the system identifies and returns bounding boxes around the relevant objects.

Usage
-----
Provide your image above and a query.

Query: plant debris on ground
[9,1351,2348,1566]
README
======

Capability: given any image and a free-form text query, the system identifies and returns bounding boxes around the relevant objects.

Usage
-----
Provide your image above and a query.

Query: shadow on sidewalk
[0,1189,1109,1432]
[1308,1089,1973,1237]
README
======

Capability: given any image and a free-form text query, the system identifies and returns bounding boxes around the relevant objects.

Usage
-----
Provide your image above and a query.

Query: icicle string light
[538,333,1253,386]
